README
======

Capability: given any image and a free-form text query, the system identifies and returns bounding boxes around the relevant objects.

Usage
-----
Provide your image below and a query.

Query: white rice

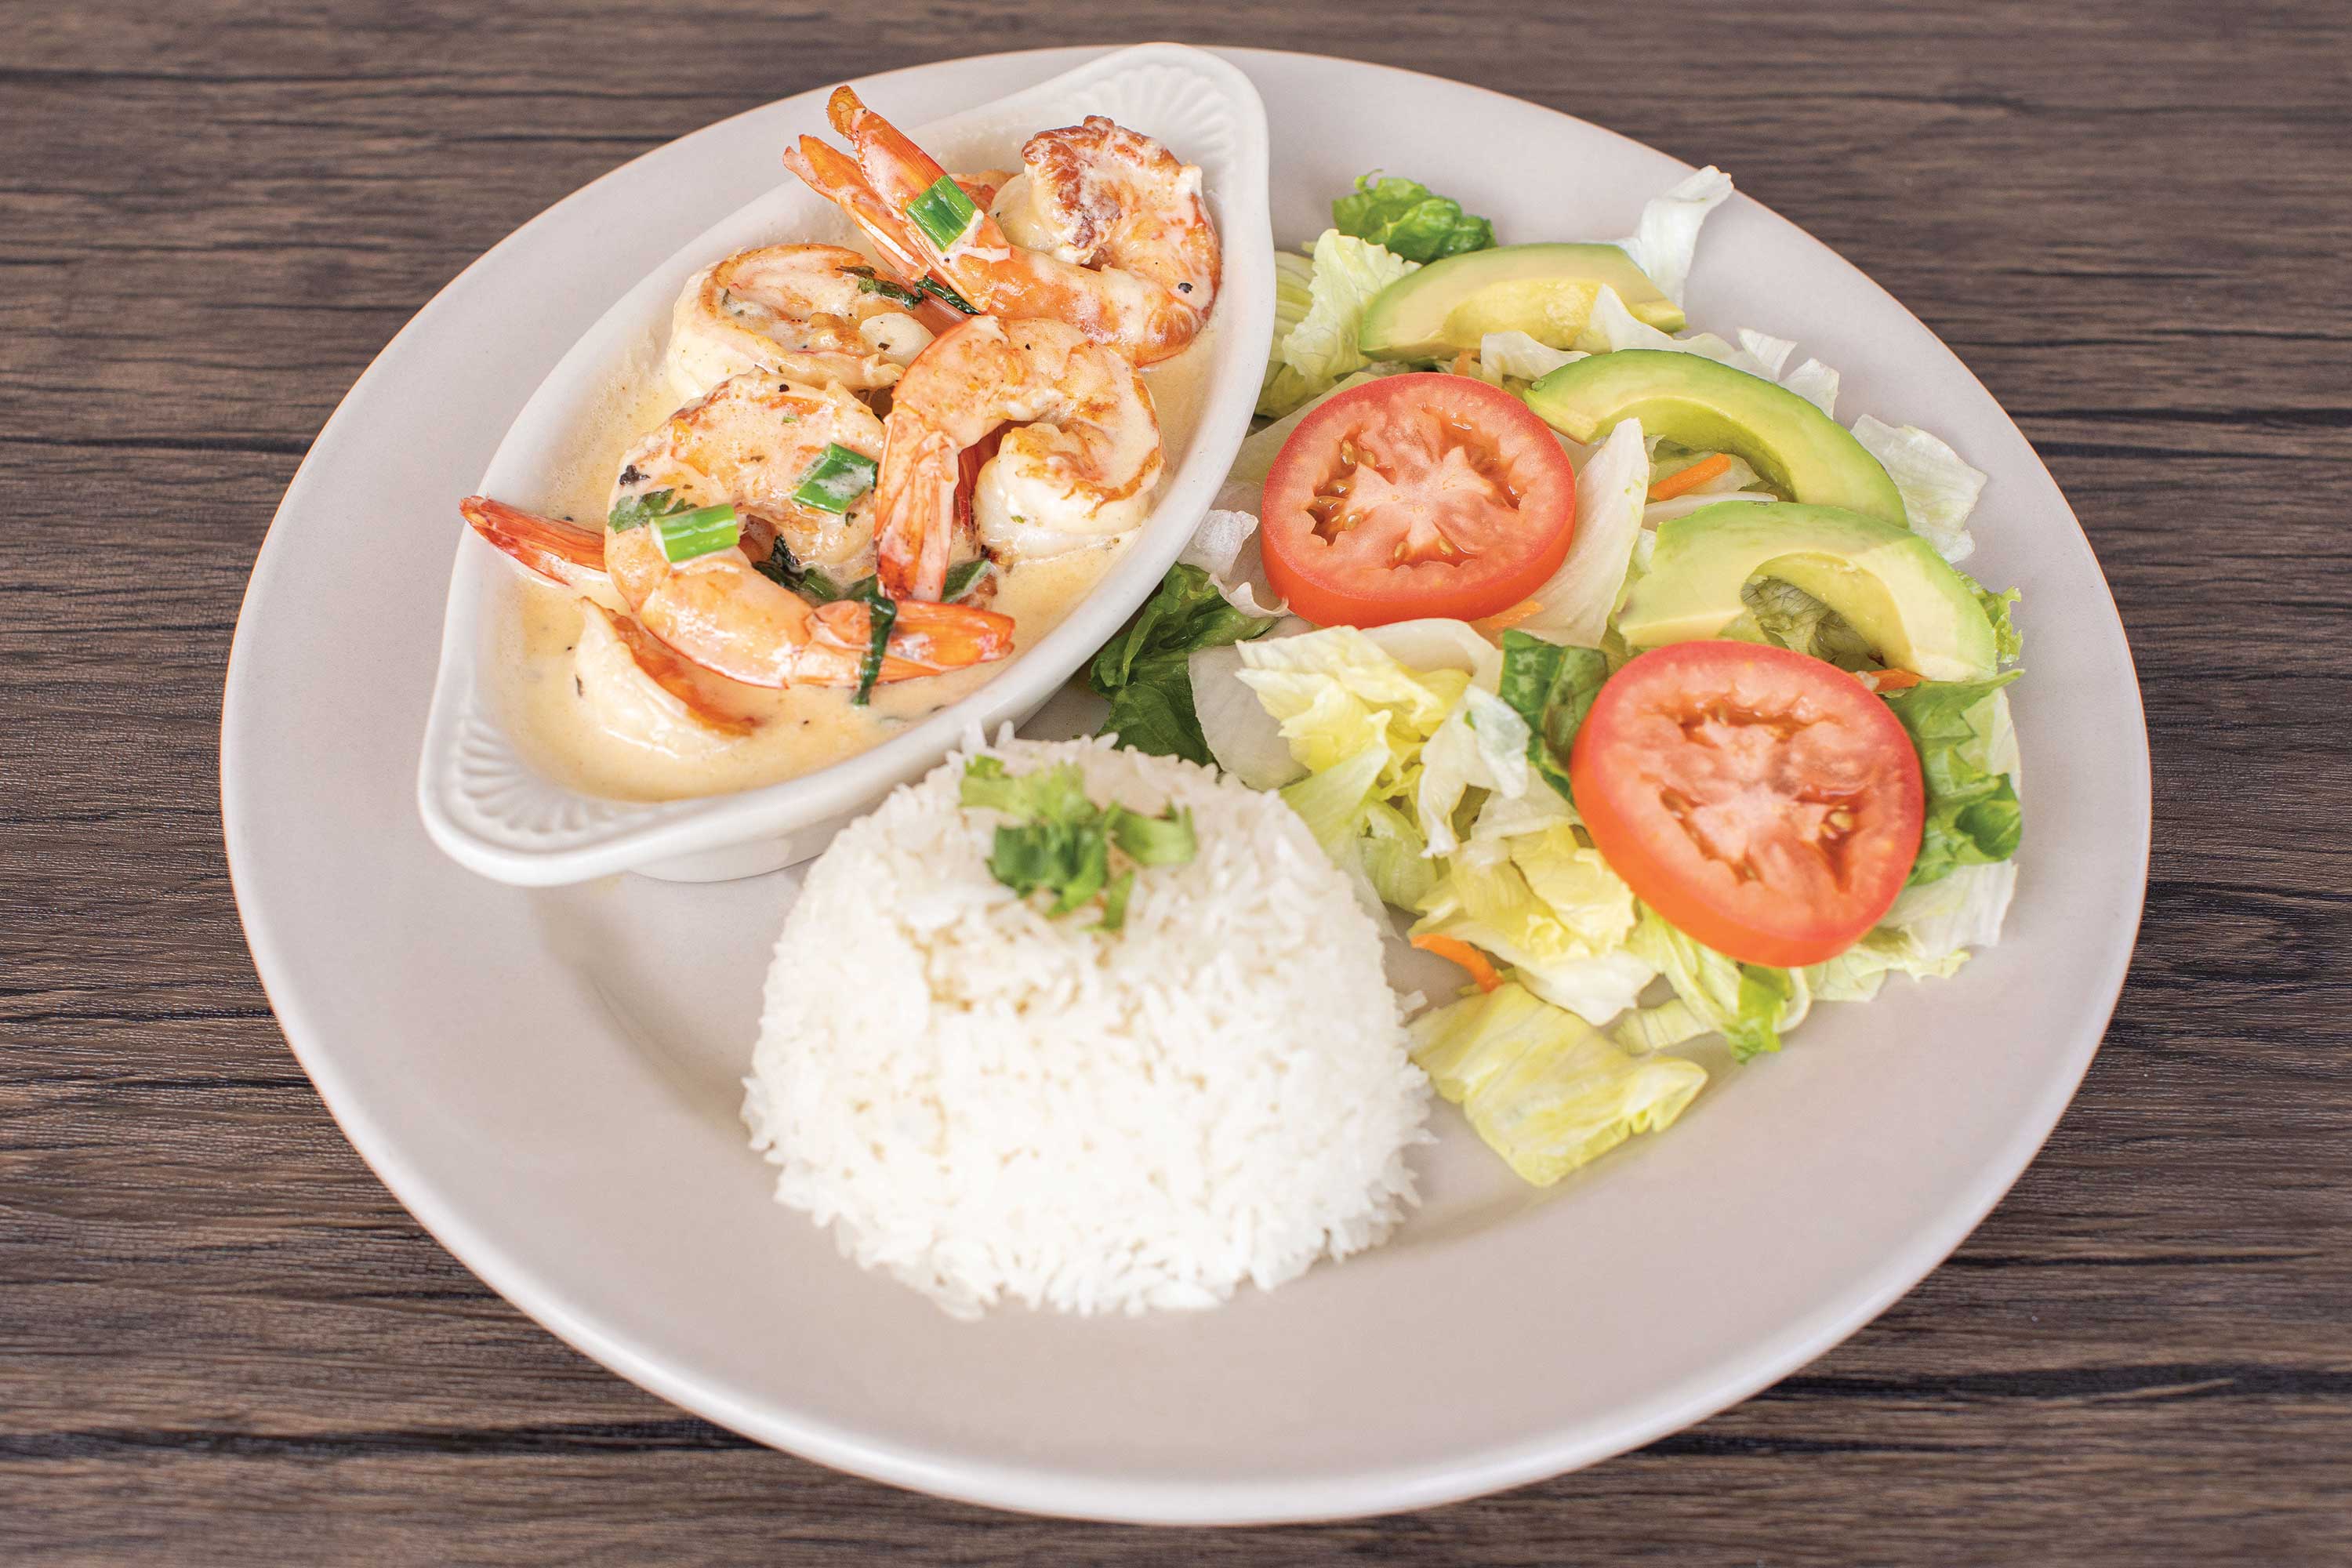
[743,731,1428,1319]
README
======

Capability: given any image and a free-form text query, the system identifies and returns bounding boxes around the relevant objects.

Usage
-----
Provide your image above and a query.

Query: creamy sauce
[492,323,1219,803]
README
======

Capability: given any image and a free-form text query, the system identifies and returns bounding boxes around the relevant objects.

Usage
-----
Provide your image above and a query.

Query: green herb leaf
[1098,869,1137,932]
[1496,630,1611,805]
[652,503,740,564]
[1332,172,1497,263]
[960,757,1196,927]
[1107,804,1196,866]
[791,443,879,516]
[1088,564,1278,764]
[608,488,689,533]
[960,757,1096,823]
[906,175,978,252]
[1882,673,2025,885]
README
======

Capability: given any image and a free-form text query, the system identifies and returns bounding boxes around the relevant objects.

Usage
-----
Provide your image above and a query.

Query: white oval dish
[416,43,1272,885]
[226,48,2150,1525]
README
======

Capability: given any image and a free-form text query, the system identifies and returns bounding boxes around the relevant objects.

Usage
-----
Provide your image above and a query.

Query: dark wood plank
[4,0,2348,1561]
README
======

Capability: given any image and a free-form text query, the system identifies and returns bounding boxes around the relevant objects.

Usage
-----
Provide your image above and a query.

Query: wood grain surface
[5,1,2348,1561]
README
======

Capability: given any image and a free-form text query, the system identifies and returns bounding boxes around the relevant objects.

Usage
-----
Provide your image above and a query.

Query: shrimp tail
[782,135,934,283]
[870,429,961,602]
[461,495,606,583]
[800,597,1014,684]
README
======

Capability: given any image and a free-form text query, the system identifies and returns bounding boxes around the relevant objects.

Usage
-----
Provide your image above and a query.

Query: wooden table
[6,2,2347,1560]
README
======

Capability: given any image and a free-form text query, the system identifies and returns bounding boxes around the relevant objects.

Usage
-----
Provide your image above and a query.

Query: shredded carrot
[1646,452,1733,502]
[1477,598,1545,633]
[1412,934,1504,993]
[1449,349,1479,378]
[1860,667,1925,693]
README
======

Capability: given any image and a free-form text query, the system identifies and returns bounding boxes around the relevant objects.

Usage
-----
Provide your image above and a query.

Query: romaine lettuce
[1333,173,1497,263]
[1495,630,1610,804]
[1882,675,2025,885]
[1089,564,1276,764]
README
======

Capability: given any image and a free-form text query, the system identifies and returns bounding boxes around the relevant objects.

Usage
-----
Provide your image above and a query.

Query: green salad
[1091,163,2027,1189]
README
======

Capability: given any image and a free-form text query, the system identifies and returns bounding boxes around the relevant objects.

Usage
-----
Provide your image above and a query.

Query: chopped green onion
[906,175,978,252]
[918,276,978,314]
[608,488,686,532]
[942,557,993,601]
[848,576,894,706]
[1107,804,1196,866]
[652,503,740,563]
[791,443,879,515]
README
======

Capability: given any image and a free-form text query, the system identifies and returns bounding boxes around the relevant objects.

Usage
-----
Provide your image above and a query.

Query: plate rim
[223,44,2153,1525]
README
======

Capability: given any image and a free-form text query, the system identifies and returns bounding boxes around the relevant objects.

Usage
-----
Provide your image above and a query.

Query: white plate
[224,47,2151,1525]
[417,43,1272,885]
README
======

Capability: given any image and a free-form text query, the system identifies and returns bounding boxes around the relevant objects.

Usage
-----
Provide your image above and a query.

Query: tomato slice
[1260,372,1577,626]
[1570,641,1925,967]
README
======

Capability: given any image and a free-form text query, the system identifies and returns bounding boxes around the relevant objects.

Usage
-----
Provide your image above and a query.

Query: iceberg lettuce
[1410,981,1707,1185]
[1851,416,1988,564]
[1611,165,1733,308]
[1259,230,1420,418]
[1509,419,1650,648]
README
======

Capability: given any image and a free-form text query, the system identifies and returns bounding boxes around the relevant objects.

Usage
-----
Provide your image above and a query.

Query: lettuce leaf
[1510,417,1650,647]
[1334,172,1497,263]
[1496,630,1610,804]
[1258,251,1319,416]
[1620,910,1809,1061]
[1090,564,1276,764]
[1261,230,1419,417]
[1479,330,1586,383]
[1235,625,1468,784]
[1610,165,1733,308]
[1278,738,1391,858]
[1883,674,2025,885]
[1412,824,1649,1025]
[1850,416,1987,564]
[1415,686,1530,855]
[1410,981,1706,1185]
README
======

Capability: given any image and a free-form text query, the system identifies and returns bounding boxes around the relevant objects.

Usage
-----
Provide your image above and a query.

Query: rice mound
[743,732,1429,1318]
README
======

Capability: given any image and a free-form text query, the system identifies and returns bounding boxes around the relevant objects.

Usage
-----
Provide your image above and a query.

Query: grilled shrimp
[619,373,887,570]
[603,375,1013,687]
[785,87,1217,365]
[665,243,933,402]
[870,316,1163,602]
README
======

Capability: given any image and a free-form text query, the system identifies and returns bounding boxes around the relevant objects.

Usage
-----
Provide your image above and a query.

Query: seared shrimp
[870,316,1163,601]
[463,489,1012,693]
[620,373,888,570]
[606,376,1013,688]
[666,243,932,402]
[785,87,1216,365]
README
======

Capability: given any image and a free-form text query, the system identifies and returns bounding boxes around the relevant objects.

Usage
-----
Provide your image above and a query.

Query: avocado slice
[1617,501,1998,681]
[1525,350,1907,527]
[1358,243,1685,361]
